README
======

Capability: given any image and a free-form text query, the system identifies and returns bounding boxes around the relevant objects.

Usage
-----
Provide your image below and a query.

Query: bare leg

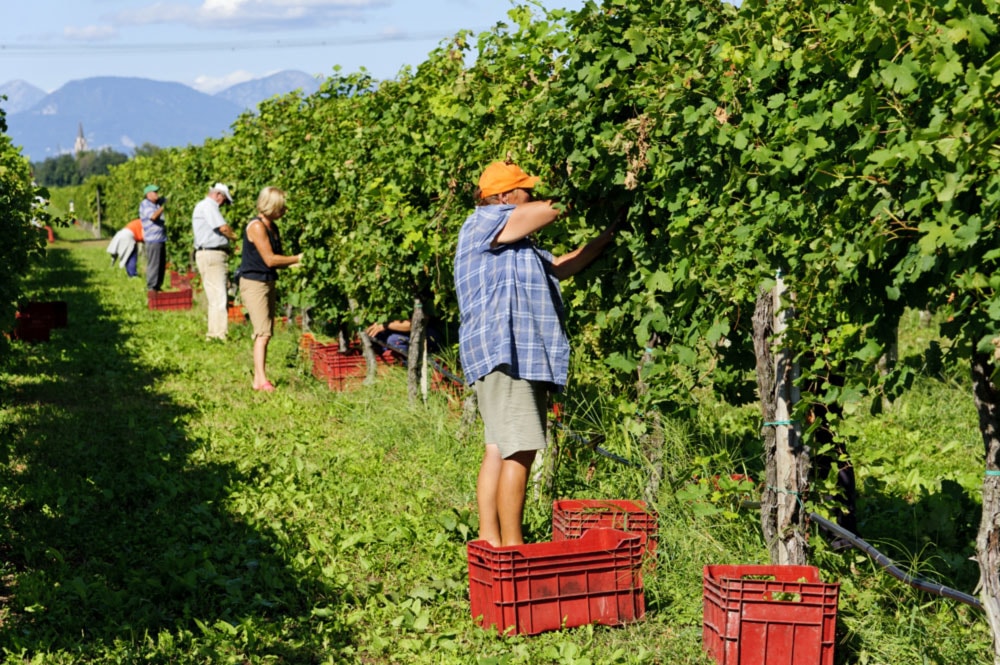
[497,450,536,546]
[252,334,271,388]
[477,444,503,547]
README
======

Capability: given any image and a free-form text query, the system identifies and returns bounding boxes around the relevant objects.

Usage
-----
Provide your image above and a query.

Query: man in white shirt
[191,182,237,341]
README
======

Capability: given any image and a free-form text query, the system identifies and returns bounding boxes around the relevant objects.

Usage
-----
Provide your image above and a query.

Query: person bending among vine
[237,186,302,392]
[364,318,441,363]
[455,161,617,547]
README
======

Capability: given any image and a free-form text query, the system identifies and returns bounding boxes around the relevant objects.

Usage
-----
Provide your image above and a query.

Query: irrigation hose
[806,510,982,611]
[551,420,641,468]
[739,502,982,609]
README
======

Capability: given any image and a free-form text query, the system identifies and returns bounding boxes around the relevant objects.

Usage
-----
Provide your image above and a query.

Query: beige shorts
[239,277,275,339]
[474,366,548,459]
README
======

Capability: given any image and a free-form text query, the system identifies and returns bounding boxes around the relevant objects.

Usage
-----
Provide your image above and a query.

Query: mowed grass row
[0,229,701,663]
[0,225,993,663]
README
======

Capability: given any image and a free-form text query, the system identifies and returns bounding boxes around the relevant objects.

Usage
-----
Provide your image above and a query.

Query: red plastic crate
[170,270,196,289]
[304,339,334,370]
[552,499,658,559]
[299,333,318,359]
[467,528,646,636]
[227,305,246,323]
[20,301,67,328]
[311,344,366,391]
[11,318,50,342]
[148,288,193,311]
[702,565,839,665]
[309,343,344,377]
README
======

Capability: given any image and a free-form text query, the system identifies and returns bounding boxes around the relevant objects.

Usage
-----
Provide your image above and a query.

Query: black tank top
[238,217,282,282]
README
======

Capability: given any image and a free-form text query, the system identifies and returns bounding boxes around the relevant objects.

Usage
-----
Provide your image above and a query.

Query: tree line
[31,144,161,188]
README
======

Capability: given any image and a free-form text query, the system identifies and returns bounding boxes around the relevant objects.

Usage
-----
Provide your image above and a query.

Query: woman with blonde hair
[237,186,302,391]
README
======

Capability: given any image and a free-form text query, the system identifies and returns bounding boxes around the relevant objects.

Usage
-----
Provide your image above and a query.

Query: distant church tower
[73,123,88,155]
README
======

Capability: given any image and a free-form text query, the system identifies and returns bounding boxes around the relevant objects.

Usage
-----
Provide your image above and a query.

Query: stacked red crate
[552,499,658,559]
[467,528,646,636]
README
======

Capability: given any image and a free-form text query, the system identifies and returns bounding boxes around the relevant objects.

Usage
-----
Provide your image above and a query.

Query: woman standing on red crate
[237,187,302,392]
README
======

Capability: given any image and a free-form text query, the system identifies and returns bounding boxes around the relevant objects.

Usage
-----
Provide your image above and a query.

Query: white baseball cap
[213,182,233,203]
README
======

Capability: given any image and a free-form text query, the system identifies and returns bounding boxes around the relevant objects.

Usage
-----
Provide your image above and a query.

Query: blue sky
[0,0,592,94]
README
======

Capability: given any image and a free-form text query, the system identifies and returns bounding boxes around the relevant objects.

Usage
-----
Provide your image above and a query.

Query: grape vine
[87,0,1000,652]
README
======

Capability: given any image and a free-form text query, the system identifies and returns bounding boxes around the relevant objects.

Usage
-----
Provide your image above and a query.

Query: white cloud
[113,2,201,25]
[380,25,404,40]
[115,0,390,30]
[192,69,256,93]
[64,25,119,41]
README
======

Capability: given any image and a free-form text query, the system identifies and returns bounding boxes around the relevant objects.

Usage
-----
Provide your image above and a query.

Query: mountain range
[0,71,321,162]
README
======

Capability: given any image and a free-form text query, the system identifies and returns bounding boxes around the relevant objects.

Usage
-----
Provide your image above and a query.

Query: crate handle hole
[765,592,802,603]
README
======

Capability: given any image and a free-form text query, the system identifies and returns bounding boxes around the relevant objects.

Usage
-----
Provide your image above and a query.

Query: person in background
[139,184,167,291]
[192,182,237,341]
[106,218,144,277]
[364,318,441,361]
[454,161,617,547]
[237,186,302,392]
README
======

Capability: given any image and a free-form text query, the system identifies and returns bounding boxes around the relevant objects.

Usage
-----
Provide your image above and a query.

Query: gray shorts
[474,367,548,459]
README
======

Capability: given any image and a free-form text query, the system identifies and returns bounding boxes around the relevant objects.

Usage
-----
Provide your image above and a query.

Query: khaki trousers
[196,249,229,340]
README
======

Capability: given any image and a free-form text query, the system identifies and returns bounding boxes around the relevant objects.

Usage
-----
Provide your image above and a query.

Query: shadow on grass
[0,246,352,658]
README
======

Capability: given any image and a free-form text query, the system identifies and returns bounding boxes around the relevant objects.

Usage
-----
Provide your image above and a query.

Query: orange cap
[477,162,540,199]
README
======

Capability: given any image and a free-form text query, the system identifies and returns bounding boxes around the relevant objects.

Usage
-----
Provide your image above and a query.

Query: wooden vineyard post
[361,333,379,385]
[530,418,554,503]
[421,336,429,402]
[458,390,479,442]
[95,185,102,238]
[638,342,664,505]
[753,276,809,566]
[971,351,1000,664]
[407,298,427,405]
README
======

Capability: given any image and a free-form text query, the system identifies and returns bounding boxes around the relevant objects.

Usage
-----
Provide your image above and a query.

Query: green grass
[0,229,992,663]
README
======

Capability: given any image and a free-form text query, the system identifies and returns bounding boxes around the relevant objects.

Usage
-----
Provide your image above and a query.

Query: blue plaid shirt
[455,204,569,387]
[139,198,166,244]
